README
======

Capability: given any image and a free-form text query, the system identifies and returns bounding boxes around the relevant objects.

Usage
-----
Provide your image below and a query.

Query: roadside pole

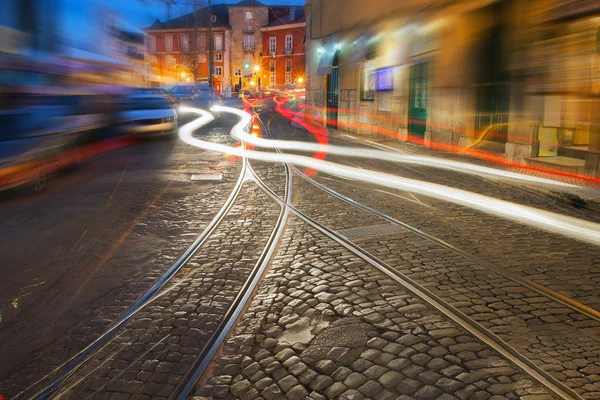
[208,0,213,89]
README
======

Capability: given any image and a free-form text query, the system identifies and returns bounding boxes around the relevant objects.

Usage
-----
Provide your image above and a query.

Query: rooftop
[230,0,266,7]
[145,4,230,30]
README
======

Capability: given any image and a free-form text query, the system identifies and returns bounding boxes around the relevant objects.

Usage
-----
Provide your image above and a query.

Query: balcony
[284,48,293,55]
[243,44,255,51]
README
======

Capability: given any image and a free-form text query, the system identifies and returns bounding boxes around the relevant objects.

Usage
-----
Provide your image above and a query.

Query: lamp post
[253,65,260,90]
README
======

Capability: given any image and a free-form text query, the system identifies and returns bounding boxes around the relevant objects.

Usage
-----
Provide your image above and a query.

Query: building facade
[260,7,306,87]
[145,0,306,93]
[305,0,600,177]
[145,5,231,91]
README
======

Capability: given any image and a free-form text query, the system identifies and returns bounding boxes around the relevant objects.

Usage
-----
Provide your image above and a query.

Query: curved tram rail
[249,107,583,400]
[27,115,291,400]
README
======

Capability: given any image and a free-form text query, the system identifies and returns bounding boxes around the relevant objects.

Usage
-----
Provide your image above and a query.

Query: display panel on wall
[376,67,393,91]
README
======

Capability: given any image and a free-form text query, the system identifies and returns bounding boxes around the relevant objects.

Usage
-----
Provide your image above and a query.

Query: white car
[118,95,178,136]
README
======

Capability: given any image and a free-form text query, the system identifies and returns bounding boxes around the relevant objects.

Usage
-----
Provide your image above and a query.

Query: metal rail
[170,134,292,399]
[253,109,579,400]
[29,130,249,400]
[294,167,600,325]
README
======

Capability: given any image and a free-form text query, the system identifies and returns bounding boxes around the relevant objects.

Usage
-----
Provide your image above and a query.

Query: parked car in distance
[189,88,222,111]
[116,95,178,136]
[168,85,201,104]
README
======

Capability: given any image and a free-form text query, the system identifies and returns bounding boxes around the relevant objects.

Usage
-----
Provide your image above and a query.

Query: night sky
[62,0,305,48]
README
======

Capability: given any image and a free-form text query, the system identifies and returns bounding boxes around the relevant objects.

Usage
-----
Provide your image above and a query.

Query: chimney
[289,7,295,22]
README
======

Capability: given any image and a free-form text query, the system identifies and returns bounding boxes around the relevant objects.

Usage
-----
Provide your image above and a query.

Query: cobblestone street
[2,107,600,400]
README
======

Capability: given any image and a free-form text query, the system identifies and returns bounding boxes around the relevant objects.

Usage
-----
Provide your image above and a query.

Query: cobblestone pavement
[290,170,600,399]
[41,178,281,400]
[0,123,242,398]
[267,114,600,313]
[193,216,557,400]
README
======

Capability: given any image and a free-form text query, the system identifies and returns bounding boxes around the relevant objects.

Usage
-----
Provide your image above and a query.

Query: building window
[235,69,241,77]
[151,67,158,76]
[197,34,206,51]
[285,35,293,53]
[244,10,253,20]
[180,34,189,52]
[215,52,223,62]
[198,53,207,63]
[148,35,157,52]
[166,54,174,66]
[269,59,275,73]
[244,34,254,50]
[215,66,223,76]
[211,15,217,23]
[165,35,173,52]
[269,37,276,55]
[270,75,275,85]
[285,74,292,84]
[149,54,157,64]
[214,35,223,51]
[285,59,292,73]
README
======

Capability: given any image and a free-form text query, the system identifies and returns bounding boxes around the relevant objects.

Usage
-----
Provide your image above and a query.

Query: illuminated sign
[376,67,393,91]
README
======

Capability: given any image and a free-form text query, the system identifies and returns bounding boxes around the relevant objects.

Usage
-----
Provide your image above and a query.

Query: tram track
[25,113,291,400]
[248,108,594,399]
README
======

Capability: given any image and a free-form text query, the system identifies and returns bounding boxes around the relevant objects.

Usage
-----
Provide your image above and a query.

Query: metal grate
[336,223,405,241]
[191,173,223,181]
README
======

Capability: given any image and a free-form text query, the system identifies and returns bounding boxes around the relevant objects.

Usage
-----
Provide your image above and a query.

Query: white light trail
[210,105,576,188]
[179,106,600,246]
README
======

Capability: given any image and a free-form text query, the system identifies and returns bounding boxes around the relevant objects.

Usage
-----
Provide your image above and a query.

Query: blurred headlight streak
[210,106,576,188]
[180,106,600,246]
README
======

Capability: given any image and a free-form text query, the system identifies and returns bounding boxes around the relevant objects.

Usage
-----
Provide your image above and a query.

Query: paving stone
[343,372,368,389]
[326,382,350,398]
[287,385,309,400]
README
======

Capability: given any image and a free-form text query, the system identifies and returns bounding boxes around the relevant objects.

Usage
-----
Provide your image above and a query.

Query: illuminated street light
[297,77,304,83]
[186,77,191,82]
[253,65,260,72]
[317,47,324,55]
[180,72,186,78]
[250,80,256,86]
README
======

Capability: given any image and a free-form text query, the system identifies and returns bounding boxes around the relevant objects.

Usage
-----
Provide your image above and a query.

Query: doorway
[326,51,340,128]
[408,62,428,139]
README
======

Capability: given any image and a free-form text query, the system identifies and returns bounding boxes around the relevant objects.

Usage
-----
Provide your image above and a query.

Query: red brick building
[145,4,230,93]
[144,1,306,93]
[260,7,306,87]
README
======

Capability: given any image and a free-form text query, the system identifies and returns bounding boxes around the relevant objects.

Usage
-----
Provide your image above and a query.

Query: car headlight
[163,117,175,123]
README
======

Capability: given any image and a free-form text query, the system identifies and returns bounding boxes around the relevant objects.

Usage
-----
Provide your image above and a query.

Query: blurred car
[167,84,205,104]
[189,88,222,111]
[0,96,104,192]
[116,95,178,136]
[130,87,169,97]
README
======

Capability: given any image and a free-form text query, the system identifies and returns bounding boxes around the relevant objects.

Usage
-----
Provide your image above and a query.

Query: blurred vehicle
[189,87,222,111]
[167,84,205,104]
[0,91,118,192]
[129,87,169,97]
[0,96,99,190]
[116,94,178,136]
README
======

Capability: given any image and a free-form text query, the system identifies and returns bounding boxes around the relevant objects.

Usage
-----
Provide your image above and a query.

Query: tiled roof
[230,0,266,7]
[266,6,306,27]
[144,4,230,30]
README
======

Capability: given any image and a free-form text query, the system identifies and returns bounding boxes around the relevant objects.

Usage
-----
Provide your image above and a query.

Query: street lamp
[253,65,260,72]
[297,77,304,84]
[250,80,256,86]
